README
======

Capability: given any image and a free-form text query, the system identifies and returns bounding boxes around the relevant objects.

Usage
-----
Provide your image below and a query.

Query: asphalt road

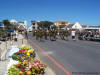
[28,34,100,75]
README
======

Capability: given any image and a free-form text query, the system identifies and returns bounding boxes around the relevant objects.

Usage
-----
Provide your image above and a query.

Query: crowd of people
[78,30,100,41]
[24,29,100,42]
[26,29,78,42]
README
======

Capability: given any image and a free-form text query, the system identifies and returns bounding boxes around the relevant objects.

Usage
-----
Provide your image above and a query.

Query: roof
[81,25,88,28]
[10,19,17,23]
[18,25,26,30]
[18,22,24,24]
[55,20,69,23]
[66,24,74,28]
[84,27,100,30]
[89,25,100,28]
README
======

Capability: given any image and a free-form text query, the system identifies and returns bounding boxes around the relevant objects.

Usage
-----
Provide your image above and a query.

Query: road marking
[28,39,71,75]
[46,51,54,54]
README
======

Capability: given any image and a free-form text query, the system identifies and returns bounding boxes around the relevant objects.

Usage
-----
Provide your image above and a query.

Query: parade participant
[49,29,53,41]
[35,28,44,42]
[49,29,56,41]
[43,29,48,40]
[59,29,64,40]
[65,30,71,40]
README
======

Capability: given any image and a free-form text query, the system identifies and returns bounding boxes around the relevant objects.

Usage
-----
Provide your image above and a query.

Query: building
[0,22,4,29]
[27,25,33,32]
[84,25,100,32]
[10,19,17,25]
[81,24,88,28]
[66,22,82,30]
[10,19,27,31]
[27,20,40,32]
[17,21,27,30]
[54,20,69,29]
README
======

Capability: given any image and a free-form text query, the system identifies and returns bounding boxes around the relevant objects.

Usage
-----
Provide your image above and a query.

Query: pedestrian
[14,31,18,41]
[71,30,76,40]
[25,31,28,39]
[32,29,36,37]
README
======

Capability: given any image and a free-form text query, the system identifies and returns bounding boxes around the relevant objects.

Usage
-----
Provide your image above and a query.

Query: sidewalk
[0,34,56,75]
[0,41,11,75]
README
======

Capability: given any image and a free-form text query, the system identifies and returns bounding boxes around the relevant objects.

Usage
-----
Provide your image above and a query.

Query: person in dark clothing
[25,31,28,39]
[44,29,48,40]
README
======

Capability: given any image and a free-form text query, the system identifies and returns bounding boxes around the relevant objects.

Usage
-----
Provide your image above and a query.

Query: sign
[9,29,14,33]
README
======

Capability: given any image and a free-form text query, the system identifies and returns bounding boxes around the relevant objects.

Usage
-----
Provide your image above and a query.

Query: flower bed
[7,45,47,75]
[12,49,36,62]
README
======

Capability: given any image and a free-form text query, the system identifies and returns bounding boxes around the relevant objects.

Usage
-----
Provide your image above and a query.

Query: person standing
[15,31,18,41]
[71,30,76,40]
[25,30,28,39]
[44,29,48,40]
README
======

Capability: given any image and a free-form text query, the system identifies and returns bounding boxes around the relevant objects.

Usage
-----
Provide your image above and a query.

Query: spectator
[71,30,76,40]
[25,31,28,39]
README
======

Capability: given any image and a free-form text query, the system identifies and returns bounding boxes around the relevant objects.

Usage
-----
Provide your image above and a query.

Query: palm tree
[37,21,53,29]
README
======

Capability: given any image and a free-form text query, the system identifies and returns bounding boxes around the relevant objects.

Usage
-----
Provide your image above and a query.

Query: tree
[13,25,17,31]
[51,25,57,30]
[37,21,53,29]
[2,19,11,31]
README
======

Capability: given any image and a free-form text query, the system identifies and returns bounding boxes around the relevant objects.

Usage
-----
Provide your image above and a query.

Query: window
[61,22,65,25]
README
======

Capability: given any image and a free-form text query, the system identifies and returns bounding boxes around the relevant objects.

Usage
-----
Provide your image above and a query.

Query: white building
[72,22,82,29]
[18,21,27,29]
[83,25,100,32]
[27,25,33,32]
[66,22,82,30]
[28,20,40,31]
[10,19,27,30]
[10,19,17,24]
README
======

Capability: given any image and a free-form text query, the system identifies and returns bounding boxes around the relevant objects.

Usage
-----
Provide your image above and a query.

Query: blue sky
[0,0,100,27]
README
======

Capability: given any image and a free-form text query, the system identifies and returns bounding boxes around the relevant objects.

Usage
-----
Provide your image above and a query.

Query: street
[28,34,100,75]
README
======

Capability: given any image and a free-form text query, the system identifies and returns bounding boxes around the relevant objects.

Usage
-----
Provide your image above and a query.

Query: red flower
[16,64,21,68]
[21,68,25,72]
[25,72,27,75]
[34,60,40,64]
[30,68,32,70]
[39,64,44,66]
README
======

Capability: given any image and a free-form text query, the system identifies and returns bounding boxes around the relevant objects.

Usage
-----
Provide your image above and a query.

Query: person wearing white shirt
[71,30,76,40]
